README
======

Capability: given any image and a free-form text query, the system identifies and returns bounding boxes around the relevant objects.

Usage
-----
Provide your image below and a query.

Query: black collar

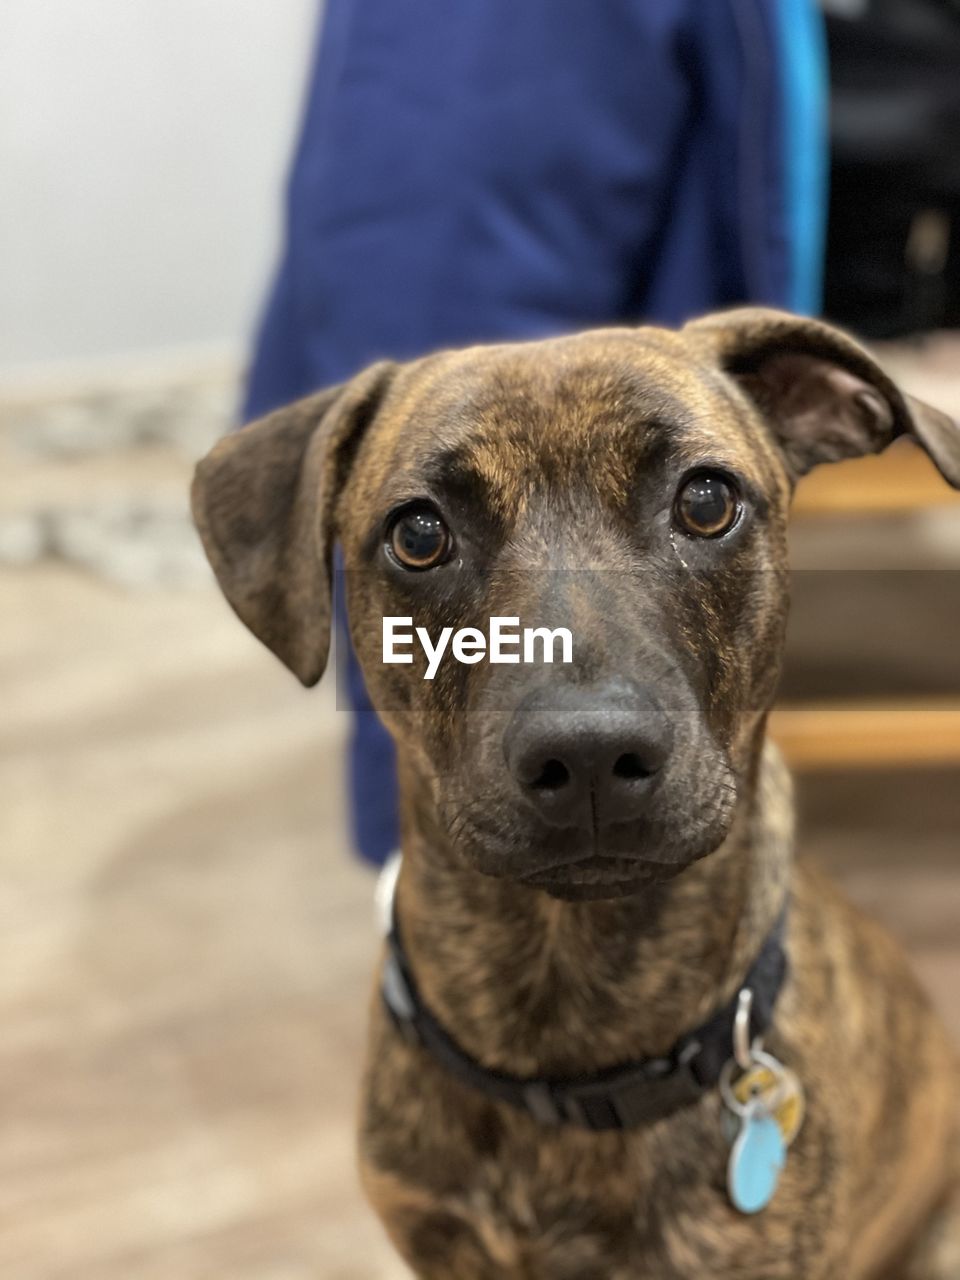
[382,903,788,1132]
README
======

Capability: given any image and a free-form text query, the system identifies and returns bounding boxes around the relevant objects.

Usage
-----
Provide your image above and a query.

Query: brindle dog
[193,310,960,1278]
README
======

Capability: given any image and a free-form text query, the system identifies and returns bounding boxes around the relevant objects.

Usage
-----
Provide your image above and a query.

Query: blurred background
[2,2,959,1277]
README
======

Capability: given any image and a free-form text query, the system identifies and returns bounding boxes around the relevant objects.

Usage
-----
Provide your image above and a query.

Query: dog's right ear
[191,361,395,687]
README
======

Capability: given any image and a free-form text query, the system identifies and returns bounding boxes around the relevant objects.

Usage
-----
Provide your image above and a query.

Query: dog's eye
[387,504,453,570]
[674,471,741,539]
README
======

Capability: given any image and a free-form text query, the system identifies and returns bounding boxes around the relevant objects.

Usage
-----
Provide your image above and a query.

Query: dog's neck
[393,741,793,1079]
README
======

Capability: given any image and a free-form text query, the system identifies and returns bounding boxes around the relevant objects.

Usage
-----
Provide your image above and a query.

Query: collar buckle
[560,1056,704,1130]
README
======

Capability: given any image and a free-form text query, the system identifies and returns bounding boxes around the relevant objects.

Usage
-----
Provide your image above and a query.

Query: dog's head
[193,310,959,898]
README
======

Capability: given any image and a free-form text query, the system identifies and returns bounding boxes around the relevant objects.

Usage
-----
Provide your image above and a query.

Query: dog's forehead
[369,328,776,511]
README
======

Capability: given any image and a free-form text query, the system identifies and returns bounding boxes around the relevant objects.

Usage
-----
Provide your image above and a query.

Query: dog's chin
[452,821,732,901]
[517,850,699,900]
[521,865,673,901]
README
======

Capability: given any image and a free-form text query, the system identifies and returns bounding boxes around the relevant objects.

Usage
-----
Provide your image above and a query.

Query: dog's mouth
[437,753,738,899]
[517,848,695,899]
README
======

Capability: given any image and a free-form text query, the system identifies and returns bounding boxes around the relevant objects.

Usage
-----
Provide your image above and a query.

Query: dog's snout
[505,682,672,828]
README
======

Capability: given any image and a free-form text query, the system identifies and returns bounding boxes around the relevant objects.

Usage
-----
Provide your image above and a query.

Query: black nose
[504,681,672,828]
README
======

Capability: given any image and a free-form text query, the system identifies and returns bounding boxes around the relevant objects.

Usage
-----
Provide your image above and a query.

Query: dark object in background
[824,0,960,337]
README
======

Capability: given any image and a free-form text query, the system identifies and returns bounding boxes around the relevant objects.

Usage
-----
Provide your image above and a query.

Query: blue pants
[244,0,827,865]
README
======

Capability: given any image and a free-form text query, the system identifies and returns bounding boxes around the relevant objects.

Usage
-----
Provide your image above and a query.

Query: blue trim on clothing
[772,0,829,314]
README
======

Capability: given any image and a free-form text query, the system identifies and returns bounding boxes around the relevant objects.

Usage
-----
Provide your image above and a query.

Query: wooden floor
[2,568,407,1279]
[4,564,959,1279]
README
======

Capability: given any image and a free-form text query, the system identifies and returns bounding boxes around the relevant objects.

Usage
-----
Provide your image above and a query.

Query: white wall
[0,0,317,378]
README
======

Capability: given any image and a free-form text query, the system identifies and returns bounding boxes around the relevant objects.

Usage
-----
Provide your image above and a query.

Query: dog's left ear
[685,308,960,488]
[191,361,396,687]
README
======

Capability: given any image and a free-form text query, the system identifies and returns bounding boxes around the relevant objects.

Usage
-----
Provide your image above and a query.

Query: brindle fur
[193,310,960,1278]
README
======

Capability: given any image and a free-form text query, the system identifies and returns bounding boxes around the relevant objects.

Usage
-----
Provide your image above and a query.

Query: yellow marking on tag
[733,1065,805,1146]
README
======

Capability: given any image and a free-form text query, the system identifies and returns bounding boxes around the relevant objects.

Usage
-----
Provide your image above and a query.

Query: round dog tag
[727,1108,786,1215]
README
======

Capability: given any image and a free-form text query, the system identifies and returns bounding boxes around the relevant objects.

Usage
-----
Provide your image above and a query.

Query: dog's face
[193,310,960,899]
[336,331,789,896]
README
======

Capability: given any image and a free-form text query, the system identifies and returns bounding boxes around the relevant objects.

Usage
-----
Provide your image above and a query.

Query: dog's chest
[451,1126,815,1277]
[364,1053,825,1279]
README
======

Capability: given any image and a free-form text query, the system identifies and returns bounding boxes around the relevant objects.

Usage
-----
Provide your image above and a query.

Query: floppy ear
[191,361,395,686]
[684,308,960,488]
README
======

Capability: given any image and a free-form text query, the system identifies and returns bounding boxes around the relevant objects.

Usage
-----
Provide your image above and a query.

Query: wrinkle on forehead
[368,328,785,519]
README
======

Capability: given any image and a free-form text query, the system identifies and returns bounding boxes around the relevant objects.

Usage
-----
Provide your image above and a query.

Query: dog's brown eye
[674,471,741,539]
[387,504,452,570]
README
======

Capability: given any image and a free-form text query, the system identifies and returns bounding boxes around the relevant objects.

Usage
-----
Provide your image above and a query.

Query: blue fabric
[773,0,830,313]
[243,0,827,865]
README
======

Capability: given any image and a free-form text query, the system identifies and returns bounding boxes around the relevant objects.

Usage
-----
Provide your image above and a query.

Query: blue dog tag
[727,1108,786,1215]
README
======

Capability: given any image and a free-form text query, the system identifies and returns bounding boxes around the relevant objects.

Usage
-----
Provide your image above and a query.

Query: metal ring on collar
[718,1048,791,1117]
